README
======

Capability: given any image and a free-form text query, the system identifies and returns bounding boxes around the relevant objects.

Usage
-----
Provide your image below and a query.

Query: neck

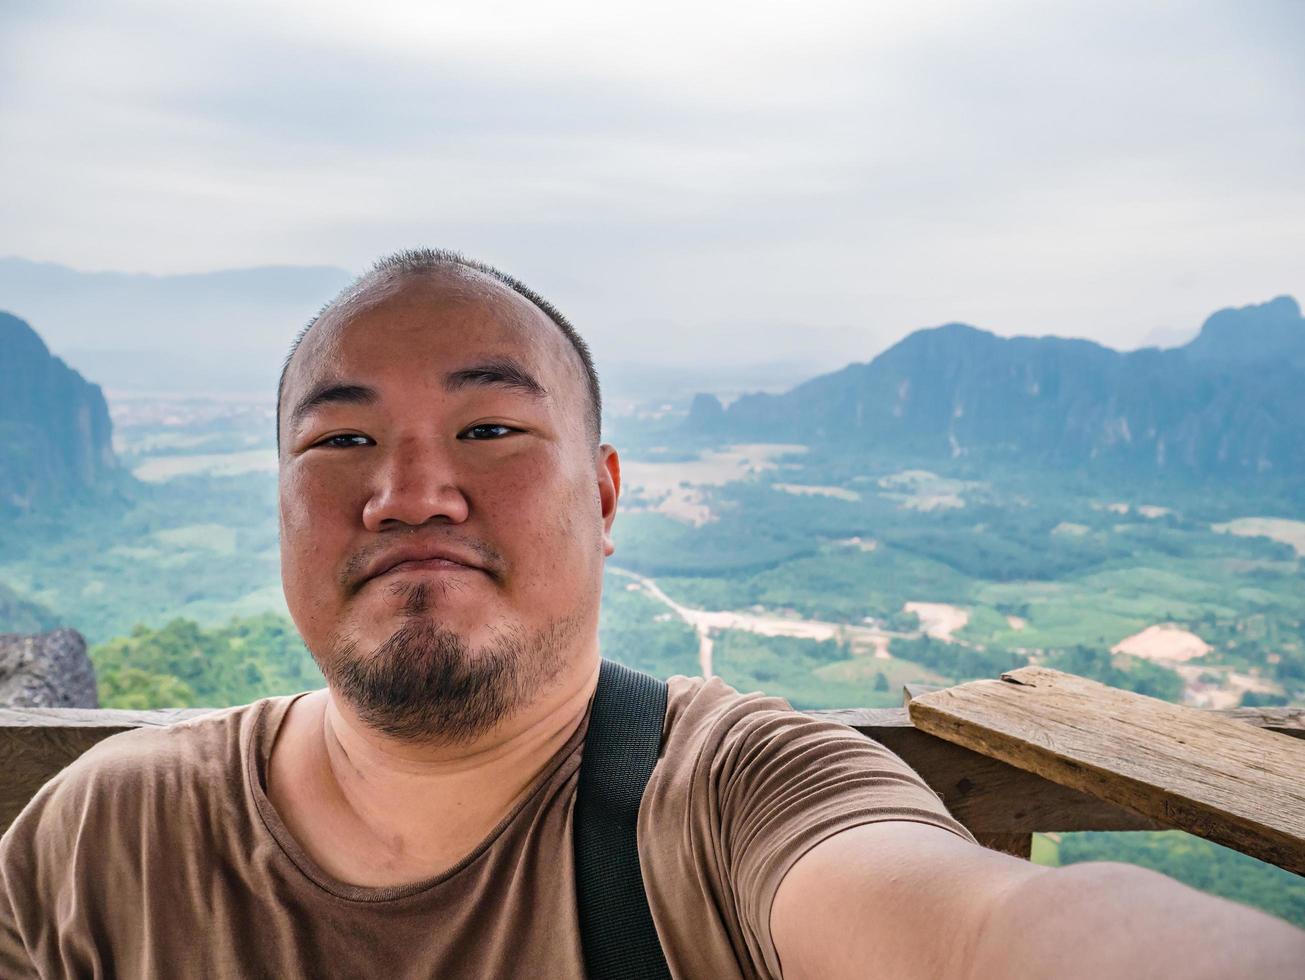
[272,652,601,886]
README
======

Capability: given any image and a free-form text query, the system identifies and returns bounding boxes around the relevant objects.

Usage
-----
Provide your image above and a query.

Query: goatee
[323,583,581,743]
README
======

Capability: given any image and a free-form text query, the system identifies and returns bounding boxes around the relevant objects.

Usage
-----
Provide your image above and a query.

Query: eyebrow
[444,359,549,399]
[289,359,548,430]
[289,382,378,431]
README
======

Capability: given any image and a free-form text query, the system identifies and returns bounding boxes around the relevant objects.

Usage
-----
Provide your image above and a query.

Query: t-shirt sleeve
[0,863,39,980]
[640,677,976,979]
[0,766,81,980]
[722,703,976,966]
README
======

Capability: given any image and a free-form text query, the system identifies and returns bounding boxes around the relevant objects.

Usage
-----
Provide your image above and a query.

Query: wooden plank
[820,704,1305,740]
[902,683,942,706]
[0,701,1293,840]
[907,666,1305,875]
[0,706,213,728]
[0,708,216,834]
[973,832,1033,859]
[1225,705,1305,738]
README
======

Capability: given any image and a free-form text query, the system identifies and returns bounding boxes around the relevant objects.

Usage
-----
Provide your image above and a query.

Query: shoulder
[657,674,897,780]
[650,673,974,839]
[640,676,975,977]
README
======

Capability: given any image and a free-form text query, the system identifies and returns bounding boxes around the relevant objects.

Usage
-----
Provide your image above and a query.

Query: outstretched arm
[771,821,1305,980]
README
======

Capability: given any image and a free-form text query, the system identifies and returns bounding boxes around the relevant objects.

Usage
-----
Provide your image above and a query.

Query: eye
[461,423,519,440]
[314,433,373,449]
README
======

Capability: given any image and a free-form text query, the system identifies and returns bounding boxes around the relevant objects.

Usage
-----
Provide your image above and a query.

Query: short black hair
[276,248,601,450]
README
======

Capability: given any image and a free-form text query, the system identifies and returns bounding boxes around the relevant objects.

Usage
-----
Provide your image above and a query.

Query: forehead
[286,270,579,401]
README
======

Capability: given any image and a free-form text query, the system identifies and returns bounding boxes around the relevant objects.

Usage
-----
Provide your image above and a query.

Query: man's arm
[771,821,1305,980]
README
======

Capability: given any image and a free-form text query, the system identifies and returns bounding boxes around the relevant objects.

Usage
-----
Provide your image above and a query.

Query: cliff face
[688,297,1305,478]
[0,311,117,512]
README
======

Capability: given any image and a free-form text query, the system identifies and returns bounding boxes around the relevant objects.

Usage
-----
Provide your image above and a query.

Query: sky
[2,0,1303,381]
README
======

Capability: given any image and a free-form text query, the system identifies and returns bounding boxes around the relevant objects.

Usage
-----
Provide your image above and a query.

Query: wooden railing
[3,668,1303,871]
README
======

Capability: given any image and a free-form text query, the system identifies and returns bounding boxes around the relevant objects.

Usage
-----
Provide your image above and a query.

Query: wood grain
[0,707,216,833]
[2,697,1296,849]
[907,666,1305,874]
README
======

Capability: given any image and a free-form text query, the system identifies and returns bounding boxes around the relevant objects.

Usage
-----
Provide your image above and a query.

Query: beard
[320,581,583,744]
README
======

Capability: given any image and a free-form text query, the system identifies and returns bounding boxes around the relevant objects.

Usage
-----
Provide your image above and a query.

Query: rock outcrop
[0,628,100,708]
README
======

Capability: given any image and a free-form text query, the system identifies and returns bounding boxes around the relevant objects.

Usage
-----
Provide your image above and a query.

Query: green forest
[3,418,1303,928]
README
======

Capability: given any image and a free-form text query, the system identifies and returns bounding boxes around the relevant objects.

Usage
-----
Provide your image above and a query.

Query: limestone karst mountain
[686,296,1305,478]
[0,311,118,513]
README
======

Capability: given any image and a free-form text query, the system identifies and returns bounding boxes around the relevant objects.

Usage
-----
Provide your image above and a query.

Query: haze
[2,0,1303,392]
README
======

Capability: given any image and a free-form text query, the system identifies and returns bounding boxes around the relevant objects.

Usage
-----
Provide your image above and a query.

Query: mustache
[340,533,507,594]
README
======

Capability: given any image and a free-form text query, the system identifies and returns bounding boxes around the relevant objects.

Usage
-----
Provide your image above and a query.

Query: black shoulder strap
[573,659,673,980]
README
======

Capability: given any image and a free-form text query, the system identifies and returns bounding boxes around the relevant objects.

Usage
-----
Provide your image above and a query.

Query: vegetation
[0,581,59,635]
[5,407,1304,929]
[91,614,322,709]
[599,581,700,678]
[1039,831,1305,928]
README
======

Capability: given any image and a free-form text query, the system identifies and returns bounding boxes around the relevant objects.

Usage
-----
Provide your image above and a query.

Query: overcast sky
[2,0,1302,376]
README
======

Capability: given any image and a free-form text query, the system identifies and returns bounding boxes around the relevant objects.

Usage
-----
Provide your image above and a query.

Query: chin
[320,609,585,744]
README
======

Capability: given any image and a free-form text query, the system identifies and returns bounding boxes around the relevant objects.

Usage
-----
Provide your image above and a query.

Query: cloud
[1,0,1302,374]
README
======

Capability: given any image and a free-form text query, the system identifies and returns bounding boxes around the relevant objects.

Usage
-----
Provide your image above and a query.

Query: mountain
[0,312,118,512]
[0,258,352,393]
[0,582,59,635]
[1181,296,1305,367]
[687,296,1305,478]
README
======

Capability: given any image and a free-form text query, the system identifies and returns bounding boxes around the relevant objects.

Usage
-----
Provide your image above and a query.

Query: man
[2,249,1302,978]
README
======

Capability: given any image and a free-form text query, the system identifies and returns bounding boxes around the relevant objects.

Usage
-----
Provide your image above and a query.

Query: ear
[598,444,621,557]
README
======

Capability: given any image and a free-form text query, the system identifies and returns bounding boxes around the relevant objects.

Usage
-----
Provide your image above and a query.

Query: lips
[360,544,489,586]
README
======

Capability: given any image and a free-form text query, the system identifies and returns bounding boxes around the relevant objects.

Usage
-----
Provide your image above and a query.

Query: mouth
[354,545,495,589]
[376,557,484,579]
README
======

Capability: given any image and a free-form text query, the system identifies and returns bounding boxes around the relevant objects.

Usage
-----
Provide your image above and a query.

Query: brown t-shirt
[0,676,974,978]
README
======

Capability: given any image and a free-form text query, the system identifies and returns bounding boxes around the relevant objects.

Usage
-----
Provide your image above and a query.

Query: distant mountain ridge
[0,257,352,393]
[688,296,1305,478]
[0,312,118,512]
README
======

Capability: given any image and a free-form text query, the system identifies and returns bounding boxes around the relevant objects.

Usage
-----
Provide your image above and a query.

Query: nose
[361,438,470,531]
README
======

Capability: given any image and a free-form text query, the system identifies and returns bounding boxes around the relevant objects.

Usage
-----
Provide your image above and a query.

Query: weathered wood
[902,683,942,705]
[819,704,1305,740]
[2,698,1297,845]
[0,706,213,728]
[973,832,1033,859]
[908,666,1305,875]
[1224,705,1305,739]
[0,707,216,833]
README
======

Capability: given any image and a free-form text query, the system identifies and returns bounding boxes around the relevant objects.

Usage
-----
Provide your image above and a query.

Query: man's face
[277,271,618,739]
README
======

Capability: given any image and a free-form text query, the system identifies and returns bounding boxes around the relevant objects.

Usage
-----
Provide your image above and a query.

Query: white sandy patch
[903,601,970,641]
[1111,624,1211,663]
[1211,517,1305,558]
[132,449,277,482]
[1091,501,1130,514]
[836,536,879,552]
[1137,505,1172,519]
[1172,664,1282,709]
[773,483,861,502]
[621,443,807,525]
[610,567,906,677]
[903,494,965,511]
[1051,522,1090,537]
[877,470,979,512]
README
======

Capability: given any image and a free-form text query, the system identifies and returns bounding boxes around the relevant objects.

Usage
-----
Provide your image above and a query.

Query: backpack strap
[573,659,673,980]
